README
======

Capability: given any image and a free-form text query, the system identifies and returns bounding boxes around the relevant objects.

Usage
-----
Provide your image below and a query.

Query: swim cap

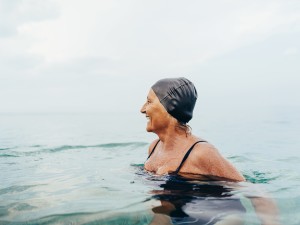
[151,77,197,124]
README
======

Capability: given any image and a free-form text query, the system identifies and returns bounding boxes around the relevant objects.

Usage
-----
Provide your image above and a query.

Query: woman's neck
[156,128,191,151]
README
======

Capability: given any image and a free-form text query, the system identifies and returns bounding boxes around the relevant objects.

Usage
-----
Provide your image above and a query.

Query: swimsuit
[147,140,207,174]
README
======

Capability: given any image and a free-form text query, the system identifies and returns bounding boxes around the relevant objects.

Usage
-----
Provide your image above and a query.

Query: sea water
[0,107,299,225]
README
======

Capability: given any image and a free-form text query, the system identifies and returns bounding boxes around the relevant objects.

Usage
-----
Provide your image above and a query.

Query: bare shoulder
[191,140,219,158]
[189,140,245,181]
[190,141,221,165]
[148,139,160,155]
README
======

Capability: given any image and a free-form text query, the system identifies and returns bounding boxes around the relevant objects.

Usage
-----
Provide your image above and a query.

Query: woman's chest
[144,154,180,174]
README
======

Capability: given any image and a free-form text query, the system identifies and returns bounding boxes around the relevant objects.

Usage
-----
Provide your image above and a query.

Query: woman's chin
[146,125,153,132]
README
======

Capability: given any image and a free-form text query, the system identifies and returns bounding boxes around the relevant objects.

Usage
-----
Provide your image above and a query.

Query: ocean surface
[0,107,299,225]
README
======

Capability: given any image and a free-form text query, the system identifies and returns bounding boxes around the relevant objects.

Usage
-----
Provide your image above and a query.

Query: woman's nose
[140,103,146,114]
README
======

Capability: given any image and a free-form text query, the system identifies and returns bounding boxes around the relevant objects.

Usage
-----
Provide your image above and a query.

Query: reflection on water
[147,173,246,224]
[137,168,251,225]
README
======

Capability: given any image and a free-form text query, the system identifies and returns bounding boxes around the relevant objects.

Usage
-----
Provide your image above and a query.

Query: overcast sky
[0,0,299,114]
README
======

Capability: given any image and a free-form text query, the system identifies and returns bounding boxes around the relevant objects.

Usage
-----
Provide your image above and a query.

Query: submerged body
[148,173,246,225]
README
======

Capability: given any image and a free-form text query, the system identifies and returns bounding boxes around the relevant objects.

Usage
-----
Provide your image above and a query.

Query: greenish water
[0,108,299,224]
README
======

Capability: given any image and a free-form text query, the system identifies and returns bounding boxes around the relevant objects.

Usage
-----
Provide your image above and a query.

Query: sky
[0,0,299,114]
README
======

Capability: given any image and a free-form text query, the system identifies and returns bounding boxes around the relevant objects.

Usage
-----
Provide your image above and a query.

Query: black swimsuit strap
[174,140,207,174]
[147,139,160,160]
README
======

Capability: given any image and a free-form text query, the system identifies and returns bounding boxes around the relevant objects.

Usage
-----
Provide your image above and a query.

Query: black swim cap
[151,77,197,124]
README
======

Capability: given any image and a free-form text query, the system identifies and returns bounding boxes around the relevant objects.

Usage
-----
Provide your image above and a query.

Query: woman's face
[140,89,171,133]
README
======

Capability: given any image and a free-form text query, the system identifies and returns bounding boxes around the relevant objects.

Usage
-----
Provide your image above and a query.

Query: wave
[0,154,19,158]
[228,155,253,163]
[0,147,16,151]
[0,206,152,225]
[243,170,280,184]
[0,142,148,157]
[277,156,300,163]
[43,142,148,153]
[0,185,40,195]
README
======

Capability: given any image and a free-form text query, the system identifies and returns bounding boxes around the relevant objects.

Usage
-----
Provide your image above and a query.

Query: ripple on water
[228,155,253,163]
[44,142,148,153]
[0,185,38,195]
[244,171,280,184]
[0,154,19,158]
[0,142,148,157]
[0,209,153,225]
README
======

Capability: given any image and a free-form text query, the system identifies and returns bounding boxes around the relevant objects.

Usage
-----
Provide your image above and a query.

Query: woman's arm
[251,196,280,225]
[228,179,281,225]
[191,144,245,182]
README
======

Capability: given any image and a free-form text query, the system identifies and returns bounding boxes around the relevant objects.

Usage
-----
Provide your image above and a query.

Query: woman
[140,77,245,181]
[140,77,280,225]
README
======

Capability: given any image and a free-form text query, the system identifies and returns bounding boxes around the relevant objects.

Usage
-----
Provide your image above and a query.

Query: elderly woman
[140,77,280,225]
[141,77,244,181]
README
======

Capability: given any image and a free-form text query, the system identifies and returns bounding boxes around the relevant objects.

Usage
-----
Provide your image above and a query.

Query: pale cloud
[21,1,300,66]
[0,0,58,37]
[0,0,300,113]
[0,0,59,79]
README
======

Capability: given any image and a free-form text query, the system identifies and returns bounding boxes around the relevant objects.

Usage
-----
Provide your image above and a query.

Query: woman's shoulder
[192,138,220,159]
[190,136,245,181]
[187,136,222,167]
[189,135,217,152]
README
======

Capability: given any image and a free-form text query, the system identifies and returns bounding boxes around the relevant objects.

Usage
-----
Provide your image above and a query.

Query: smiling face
[140,89,171,133]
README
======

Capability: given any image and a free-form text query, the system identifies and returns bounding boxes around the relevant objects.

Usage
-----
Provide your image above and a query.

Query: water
[0,108,299,225]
